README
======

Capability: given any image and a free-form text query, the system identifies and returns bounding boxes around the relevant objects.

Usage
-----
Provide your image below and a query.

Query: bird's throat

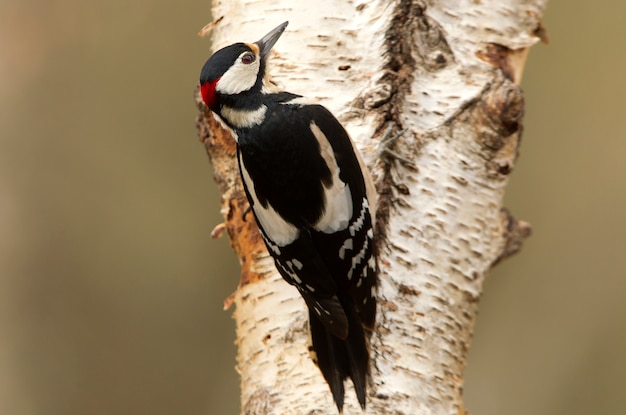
[220,104,268,129]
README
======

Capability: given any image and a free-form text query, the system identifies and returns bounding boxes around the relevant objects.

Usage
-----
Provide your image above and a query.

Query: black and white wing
[236,101,377,410]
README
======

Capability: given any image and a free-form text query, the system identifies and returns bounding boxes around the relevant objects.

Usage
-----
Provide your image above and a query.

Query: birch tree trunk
[195,1,546,413]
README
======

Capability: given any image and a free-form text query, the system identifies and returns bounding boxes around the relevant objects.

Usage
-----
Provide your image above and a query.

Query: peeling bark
[195,1,547,413]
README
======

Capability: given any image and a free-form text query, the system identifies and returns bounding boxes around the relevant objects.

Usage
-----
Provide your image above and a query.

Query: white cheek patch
[216,52,260,95]
[309,122,353,234]
[240,155,299,246]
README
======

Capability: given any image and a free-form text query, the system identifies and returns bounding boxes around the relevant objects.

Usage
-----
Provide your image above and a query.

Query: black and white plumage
[199,21,377,412]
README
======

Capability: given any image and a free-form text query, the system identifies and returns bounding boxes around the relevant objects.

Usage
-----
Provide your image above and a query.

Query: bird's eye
[241,53,255,65]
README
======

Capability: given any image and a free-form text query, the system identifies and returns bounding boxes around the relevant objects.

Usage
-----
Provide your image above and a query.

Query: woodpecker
[199,21,377,411]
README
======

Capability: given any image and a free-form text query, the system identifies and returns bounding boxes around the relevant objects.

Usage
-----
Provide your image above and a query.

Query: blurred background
[0,1,624,414]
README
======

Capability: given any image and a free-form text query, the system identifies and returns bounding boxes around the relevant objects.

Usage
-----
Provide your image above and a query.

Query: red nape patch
[200,78,219,108]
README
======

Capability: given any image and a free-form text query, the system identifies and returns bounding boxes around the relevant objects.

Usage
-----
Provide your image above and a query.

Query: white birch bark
[196,1,546,413]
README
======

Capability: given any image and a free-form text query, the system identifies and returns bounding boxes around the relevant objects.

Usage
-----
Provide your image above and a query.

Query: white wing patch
[338,238,354,260]
[347,222,371,281]
[239,156,299,246]
[309,122,353,234]
[349,198,368,236]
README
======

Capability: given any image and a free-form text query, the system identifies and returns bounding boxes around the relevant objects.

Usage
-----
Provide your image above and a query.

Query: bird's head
[199,21,288,110]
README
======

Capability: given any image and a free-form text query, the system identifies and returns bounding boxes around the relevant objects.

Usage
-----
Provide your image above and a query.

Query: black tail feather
[344,311,368,408]
[309,294,368,412]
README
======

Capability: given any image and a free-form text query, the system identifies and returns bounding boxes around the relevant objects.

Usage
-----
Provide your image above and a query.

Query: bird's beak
[256,21,288,60]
